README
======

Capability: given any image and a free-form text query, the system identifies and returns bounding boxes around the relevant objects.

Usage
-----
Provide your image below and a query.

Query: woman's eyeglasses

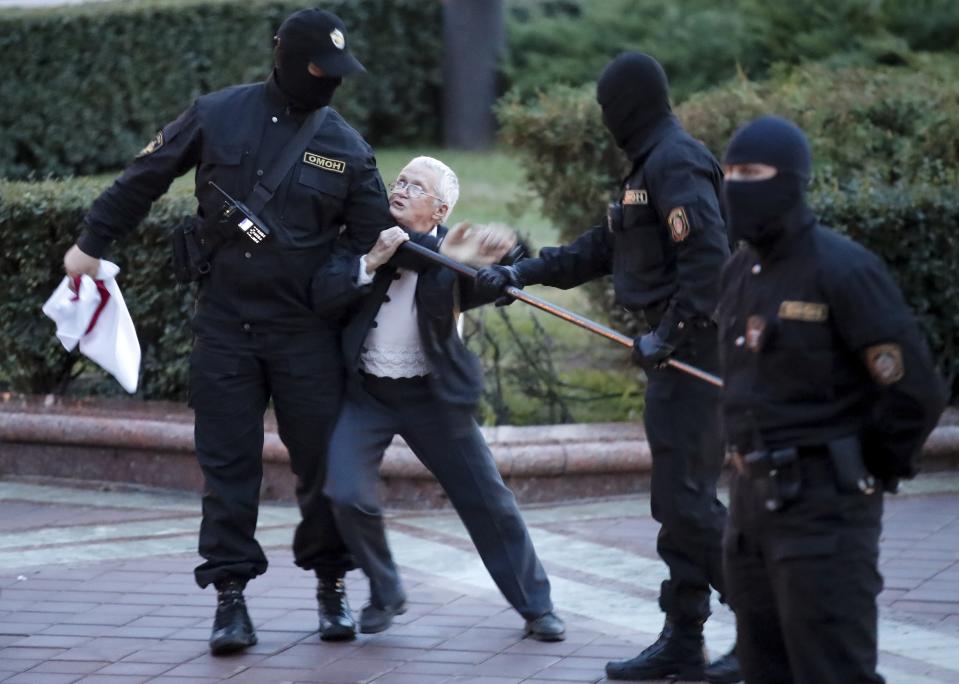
[389,179,444,202]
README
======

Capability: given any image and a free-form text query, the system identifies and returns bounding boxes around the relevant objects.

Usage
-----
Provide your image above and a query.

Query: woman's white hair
[408,155,459,220]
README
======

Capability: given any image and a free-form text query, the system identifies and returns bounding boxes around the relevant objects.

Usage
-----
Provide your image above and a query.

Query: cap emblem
[330,28,345,49]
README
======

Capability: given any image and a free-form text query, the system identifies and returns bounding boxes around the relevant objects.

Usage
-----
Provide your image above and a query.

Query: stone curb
[0,411,652,479]
[1,400,957,507]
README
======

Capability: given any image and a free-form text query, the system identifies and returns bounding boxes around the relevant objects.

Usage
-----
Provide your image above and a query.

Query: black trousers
[724,461,885,684]
[189,329,353,589]
[643,328,727,625]
[323,373,553,620]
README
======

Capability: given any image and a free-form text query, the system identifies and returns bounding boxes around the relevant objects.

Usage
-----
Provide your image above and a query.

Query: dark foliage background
[503,0,959,102]
[0,0,442,180]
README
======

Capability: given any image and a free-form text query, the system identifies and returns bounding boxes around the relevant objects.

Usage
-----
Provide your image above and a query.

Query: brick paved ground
[2,475,959,683]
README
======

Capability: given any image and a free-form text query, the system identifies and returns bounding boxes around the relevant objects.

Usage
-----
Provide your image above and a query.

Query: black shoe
[209,579,257,656]
[359,600,407,634]
[524,611,566,641]
[317,576,356,641]
[605,619,706,681]
[704,644,742,683]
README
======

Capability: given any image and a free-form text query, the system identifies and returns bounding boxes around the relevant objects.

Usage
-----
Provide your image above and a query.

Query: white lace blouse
[358,265,431,378]
[356,228,440,378]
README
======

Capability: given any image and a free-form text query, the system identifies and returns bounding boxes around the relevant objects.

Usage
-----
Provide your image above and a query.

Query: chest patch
[303,152,346,174]
[136,130,164,158]
[667,206,690,242]
[623,189,648,205]
[864,343,904,385]
[779,300,829,322]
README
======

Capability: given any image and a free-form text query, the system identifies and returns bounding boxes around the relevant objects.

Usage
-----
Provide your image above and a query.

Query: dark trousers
[643,329,727,625]
[724,462,885,684]
[189,330,353,589]
[323,373,553,619]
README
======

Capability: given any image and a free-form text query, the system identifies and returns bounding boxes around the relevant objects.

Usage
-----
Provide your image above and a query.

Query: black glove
[632,331,675,372]
[475,264,523,307]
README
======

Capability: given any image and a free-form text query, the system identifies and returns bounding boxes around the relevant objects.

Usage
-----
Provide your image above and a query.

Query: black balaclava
[274,42,342,110]
[722,116,814,254]
[272,8,364,109]
[596,52,672,159]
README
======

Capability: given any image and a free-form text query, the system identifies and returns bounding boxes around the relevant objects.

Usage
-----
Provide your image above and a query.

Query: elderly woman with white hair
[313,155,566,642]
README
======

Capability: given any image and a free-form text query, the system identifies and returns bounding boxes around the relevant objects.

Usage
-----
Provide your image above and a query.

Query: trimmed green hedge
[676,57,959,181]
[0,0,441,180]
[1,177,196,398]
[498,59,959,400]
[504,0,746,103]
[503,0,959,102]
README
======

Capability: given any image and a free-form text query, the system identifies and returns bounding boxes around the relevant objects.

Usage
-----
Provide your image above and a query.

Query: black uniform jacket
[523,117,729,341]
[312,227,494,408]
[718,219,947,480]
[78,74,392,335]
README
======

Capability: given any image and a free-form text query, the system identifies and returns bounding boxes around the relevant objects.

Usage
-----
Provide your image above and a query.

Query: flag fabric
[42,260,141,393]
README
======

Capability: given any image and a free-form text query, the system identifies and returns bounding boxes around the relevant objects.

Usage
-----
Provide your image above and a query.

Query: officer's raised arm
[64,104,201,277]
[473,221,613,301]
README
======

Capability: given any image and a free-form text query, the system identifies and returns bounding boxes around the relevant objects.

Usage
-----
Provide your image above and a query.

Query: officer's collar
[265,70,314,115]
[625,115,681,164]
[265,71,287,106]
[754,205,817,265]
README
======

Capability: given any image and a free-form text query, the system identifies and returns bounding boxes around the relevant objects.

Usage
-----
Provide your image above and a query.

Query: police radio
[207,181,271,244]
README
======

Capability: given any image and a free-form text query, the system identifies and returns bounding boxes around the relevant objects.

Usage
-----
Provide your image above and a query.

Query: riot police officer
[62,9,390,654]
[717,116,947,683]
[477,52,740,682]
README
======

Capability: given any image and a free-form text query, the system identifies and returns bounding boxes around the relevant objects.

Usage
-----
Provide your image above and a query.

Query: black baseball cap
[276,8,365,77]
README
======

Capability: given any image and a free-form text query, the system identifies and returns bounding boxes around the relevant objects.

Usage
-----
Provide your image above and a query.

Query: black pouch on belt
[744,447,800,511]
[827,434,876,494]
[170,217,211,284]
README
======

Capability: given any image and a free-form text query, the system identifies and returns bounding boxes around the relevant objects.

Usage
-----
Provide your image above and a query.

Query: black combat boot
[704,643,742,683]
[317,575,356,641]
[605,618,706,681]
[209,579,257,655]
